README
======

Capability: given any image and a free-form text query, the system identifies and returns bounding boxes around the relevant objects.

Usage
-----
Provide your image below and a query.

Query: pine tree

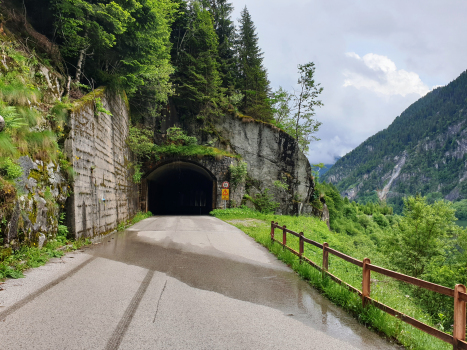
[200,0,237,90]
[171,2,223,120]
[236,6,272,122]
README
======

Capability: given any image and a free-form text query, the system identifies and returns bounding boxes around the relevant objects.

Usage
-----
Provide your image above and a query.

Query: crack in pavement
[153,280,167,323]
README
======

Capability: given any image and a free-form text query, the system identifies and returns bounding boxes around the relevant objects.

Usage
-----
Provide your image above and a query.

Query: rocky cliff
[155,110,317,216]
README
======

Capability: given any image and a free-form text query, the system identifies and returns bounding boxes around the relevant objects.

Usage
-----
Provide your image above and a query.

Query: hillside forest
[322,69,467,215]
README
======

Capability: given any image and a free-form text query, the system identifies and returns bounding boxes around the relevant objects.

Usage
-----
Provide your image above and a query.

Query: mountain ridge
[322,70,467,212]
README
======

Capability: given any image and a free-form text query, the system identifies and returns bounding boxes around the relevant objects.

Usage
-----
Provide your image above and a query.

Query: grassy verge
[117,211,153,232]
[0,211,152,280]
[211,207,450,350]
[0,237,91,280]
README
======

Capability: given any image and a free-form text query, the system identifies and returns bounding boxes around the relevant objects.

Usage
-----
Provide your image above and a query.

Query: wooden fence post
[299,232,304,264]
[453,284,466,349]
[362,258,371,308]
[270,221,275,242]
[282,225,287,249]
[322,242,329,275]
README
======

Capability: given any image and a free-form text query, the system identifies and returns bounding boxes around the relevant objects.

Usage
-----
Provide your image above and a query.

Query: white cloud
[343,53,430,97]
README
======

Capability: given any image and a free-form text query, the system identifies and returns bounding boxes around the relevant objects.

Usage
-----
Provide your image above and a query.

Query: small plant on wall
[229,161,247,189]
[244,189,279,214]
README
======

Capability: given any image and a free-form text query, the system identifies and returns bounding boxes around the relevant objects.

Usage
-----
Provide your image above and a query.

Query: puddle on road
[86,229,399,350]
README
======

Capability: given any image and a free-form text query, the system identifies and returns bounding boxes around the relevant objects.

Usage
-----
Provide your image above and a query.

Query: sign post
[222,182,230,209]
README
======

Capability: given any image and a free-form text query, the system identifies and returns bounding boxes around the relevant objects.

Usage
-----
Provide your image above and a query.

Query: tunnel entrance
[146,161,216,215]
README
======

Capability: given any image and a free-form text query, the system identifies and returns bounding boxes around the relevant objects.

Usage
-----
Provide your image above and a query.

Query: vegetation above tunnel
[11,0,323,153]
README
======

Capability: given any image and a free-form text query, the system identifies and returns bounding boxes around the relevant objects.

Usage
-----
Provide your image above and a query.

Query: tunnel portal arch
[144,160,217,215]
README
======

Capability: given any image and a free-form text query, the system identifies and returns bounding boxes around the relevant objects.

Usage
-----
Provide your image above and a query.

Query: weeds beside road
[0,211,152,280]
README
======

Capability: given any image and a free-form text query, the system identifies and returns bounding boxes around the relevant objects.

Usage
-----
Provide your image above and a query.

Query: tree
[288,63,323,152]
[53,0,176,102]
[53,0,134,83]
[112,0,177,97]
[171,1,223,120]
[236,6,272,122]
[271,63,323,152]
[200,0,237,90]
[385,196,458,278]
[271,86,292,127]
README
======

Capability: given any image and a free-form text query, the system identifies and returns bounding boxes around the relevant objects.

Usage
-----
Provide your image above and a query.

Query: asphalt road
[0,216,401,349]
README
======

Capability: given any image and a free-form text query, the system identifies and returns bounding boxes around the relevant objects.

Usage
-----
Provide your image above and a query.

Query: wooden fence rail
[270,221,467,350]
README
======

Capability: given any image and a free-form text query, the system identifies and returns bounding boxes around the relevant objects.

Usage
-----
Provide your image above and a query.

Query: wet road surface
[0,216,402,349]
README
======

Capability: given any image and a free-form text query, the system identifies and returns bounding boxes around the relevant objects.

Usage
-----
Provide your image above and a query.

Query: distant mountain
[322,70,467,213]
[316,157,341,179]
[318,164,334,177]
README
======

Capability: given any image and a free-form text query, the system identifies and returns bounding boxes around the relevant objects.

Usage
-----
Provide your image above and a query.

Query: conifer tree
[200,0,237,90]
[236,6,272,122]
[171,1,223,120]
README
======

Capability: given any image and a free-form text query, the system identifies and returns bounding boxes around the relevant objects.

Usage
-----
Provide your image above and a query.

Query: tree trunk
[74,47,87,84]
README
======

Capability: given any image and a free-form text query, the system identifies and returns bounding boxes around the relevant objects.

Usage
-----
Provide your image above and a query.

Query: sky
[229,0,467,164]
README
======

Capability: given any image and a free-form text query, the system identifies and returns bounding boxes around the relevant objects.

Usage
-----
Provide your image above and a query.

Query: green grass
[211,207,450,350]
[0,237,91,280]
[117,211,153,232]
[154,144,239,159]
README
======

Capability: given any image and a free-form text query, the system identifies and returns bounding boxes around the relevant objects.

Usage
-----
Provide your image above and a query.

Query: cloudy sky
[230,0,467,164]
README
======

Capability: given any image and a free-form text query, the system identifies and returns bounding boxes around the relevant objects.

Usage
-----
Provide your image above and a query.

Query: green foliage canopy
[385,196,458,278]
[54,0,176,99]
[272,63,323,152]
[236,6,272,122]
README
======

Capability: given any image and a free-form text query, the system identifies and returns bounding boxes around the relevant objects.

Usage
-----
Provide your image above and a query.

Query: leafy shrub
[132,163,143,184]
[57,213,69,243]
[166,127,197,146]
[245,188,279,214]
[128,126,158,160]
[273,178,289,191]
[0,158,22,180]
[373,213,389,227]
[452,199,467,220]
[357,214,371,229]
[229,161,247,188]
[343,204,357,221]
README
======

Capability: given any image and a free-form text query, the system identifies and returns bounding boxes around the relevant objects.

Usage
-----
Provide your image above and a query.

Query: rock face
[211,116,315,215]
[158,113,317,215]
[0,115,4,132]
[4,156,68,247]
[64,88,139,238]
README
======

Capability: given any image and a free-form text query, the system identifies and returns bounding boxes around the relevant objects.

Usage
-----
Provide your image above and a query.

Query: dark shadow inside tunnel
[146,161,215,215]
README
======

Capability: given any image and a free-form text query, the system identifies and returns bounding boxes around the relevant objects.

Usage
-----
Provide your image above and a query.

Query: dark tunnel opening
[147,162,215,215]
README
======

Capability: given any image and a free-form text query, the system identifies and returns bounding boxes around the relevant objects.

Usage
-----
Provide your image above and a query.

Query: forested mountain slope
[322,70,467,212]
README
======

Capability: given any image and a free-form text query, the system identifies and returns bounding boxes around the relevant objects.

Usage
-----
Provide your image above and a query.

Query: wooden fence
[270,221,467,350]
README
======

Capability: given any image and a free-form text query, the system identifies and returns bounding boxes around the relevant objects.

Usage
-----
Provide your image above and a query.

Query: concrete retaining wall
[64,88,139,238]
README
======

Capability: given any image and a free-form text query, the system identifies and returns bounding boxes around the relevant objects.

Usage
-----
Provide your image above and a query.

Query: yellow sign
[222,189,229,200]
